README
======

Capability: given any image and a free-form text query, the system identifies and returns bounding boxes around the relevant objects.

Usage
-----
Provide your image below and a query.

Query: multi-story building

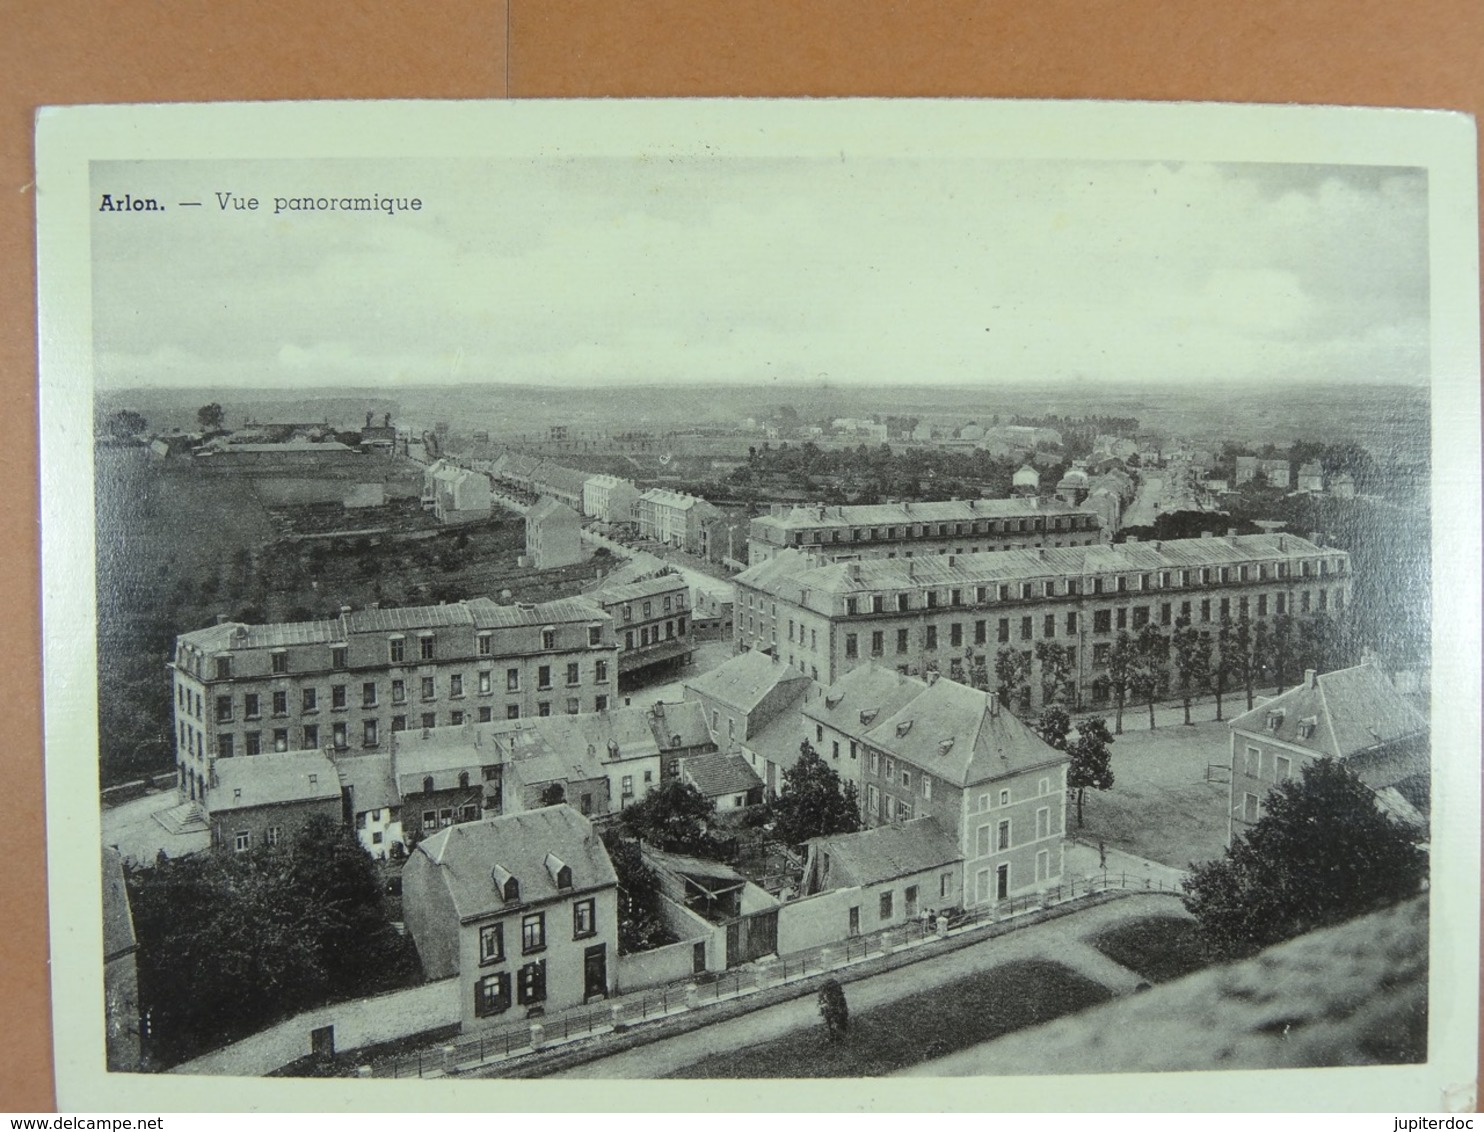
[735,532,1351,712]
[423,460,493,524]
[684,649,812,794]
[582,474,642,524]
[636,488,721,554]
[746,497,1100,567]
[525,498,583,569]
[528,462,592,512]
[402,805,620,1029]
[1226,662,1428,846]
[171,596,617,811]
[587,572,694,683]
[852,674,1070,906]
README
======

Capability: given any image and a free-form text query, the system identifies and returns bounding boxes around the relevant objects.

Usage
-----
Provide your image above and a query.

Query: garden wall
[169,977,459,1077]
[776,888,860,956]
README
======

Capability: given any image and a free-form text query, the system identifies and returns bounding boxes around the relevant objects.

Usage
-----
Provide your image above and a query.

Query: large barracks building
[734,531,1351,710]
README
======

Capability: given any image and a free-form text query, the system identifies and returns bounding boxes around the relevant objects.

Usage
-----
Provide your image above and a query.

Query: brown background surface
[1,0,1478,1113]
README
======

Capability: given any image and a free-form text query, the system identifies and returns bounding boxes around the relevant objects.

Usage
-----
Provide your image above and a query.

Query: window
[507,705,520,719]
[216,695,233,723]
[331,684,347,710]
[245,731,262,756]
[421,712,435,729]
[1245,746,1262,777]
[389,638,405,663]
[265,826,282,848]
[331,722,347,750]
[565,698,580,715]
[541,629,556,650]
[517,960,547,1006]
[218,734,234,758]
[567,662,580,686]
[999,788,1010,806]
[302,724,318,749]
[273,690,288,716]
[1093,609,1111,634]
[331,646,347,669]
[363,720,379,748]
[479,670,492,695]
[272,728,288,752]
[1275,755,1292,781]
[1132,606,1149,629]
[478,632,493,657]
[595,660,608,683]
[215,656,232,680]
[997,820,1011,851]
[1036,807,1050,839]
[845,633,858,659]
[522,912,547,953]
[362,681,378,707]
[271,651,287,675]
[998,618,1010,643]
[871,630,884,657]
[1115,608,1127,631]
[538,702,551,717]
[625,630,635,651]
[233,830,250,853]
[451,710,465,726]
[419,636,435,661]
[879,891,894,920]
[391,679,405,704]
[507,668,520,692]
[1243,793,1260,823]
[391,716,407,733]
[475,972,511,1017]
[573,899,596,939]
[921,775,932,800]
[1020,616,1032,641]
[589,625,602,646]
[538,665,552,690]
[925,625,938,650]
[479,922,505,965]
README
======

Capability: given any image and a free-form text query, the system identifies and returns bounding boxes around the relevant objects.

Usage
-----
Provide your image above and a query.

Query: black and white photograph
[36,99,1481,1110]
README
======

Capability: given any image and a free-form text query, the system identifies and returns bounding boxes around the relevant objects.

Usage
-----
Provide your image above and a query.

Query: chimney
[216,612,228,625]
[987,691,999,717]
[1153,541,1162,551]
[1200,530,1213,539]
[1037,547,1047,560]
[947,555,955,567]
[1278,535,1287,551]
[926,671,939,686]
[1306,668,1318,688]
[340,604,352,615]
[1126,535,1139,543]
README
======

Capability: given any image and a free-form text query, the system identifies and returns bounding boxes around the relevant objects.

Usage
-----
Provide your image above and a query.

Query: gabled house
[680,751,765,810]
[206,749,342,854]
[333,750,403,859]
[525,497,583,569]
[1227,662,1429,845]
[402,805,619,1028]
[683,649,813,794]
[803,662,929,776]
[856,675,1070,907]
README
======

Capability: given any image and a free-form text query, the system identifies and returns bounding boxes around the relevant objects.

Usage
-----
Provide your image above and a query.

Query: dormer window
[896,719,913,737]
[1265,711,1284,734]
[545,852,573,889]
[859,708,879,726]
[938,737,955,756]
[492,864,520,904]
[1297,716,1318,740]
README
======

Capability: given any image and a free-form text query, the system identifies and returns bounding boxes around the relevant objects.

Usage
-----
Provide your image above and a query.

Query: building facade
[636,488,721,554]
[587,572,694,681]
[582,474,642,524]
[402,806,620,1029]
[525,498,583,569]
[746,497,1101,567]
[735,533,1351,713]
[1226,662,1428,846]
[171,596,617,811]
[206,749,342,853]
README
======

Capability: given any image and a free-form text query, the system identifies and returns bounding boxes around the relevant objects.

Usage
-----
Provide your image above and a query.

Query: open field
[665,958,1111,1079]
[1071,713,1235,872]
[1092,915,1211,984]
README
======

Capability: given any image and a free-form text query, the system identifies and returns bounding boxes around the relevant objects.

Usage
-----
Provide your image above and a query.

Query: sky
[89,157,1431,391]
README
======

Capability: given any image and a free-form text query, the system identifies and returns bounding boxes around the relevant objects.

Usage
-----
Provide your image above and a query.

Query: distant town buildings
[747,498,1101,567]
[424,460,494,524]
[525,498,584,569]
[684,648,812,796]
[581,474,642,525]
[636,488,721,555]
[735,533,1352,711]
[585,571,695,683]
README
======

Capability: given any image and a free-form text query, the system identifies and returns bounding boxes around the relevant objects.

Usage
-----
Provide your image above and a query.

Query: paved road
[548,894,1182,1079]
[102,791,209,865]
[582,530,736,603]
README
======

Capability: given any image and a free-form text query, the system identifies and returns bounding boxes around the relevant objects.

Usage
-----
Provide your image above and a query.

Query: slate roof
[527,497,581,524]
[343,603,476,634]
[465,596,608,629]
[736,533,1340,612]
[588,572,687,605]
[681,751,765,798]
[803,662,930,739]
[179,619,340,652]
[741,699,811,773]
[530,463,593,497]
[644,700,713,751]
[333,751,400,813]
[101,847,137,962]
[413,805,616,922]
[862,677,1066,788]
[1229,663,1427,760]
[752,497,1087,533]
[210,750,341,812]
[683,648,811,715]
[814,816,961,888]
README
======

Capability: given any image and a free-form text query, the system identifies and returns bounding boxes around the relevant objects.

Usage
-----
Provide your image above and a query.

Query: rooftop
[804,662,930,738]
[587,572,688,605]
[813,816,960,887]
[753,496,1090,532]
[1229,663,1427,760]
[680,751,764,798]
[413,805,616,922]
[683,648,812,715]
[210,750,341,812]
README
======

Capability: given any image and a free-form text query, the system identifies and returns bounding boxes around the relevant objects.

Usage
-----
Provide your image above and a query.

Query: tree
[1034,640,1076,709]
[1133,624,1168,730]
[600,833,678,954]
[1170,615,1210,726]
[817,978,849,1041]
[1181,758,1426,960]
[106,408,148,439]
[993,648,1031,714]
[1269,613,1295,692]
[617,779,723,857]
[197,402,225,432]
[772,740,862,847]
[1105,633,1137,734]
[1065,716,1115,829]
[1213,616,1238,721]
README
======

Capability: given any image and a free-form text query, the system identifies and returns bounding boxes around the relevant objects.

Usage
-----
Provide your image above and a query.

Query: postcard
[35,99,1481,1111]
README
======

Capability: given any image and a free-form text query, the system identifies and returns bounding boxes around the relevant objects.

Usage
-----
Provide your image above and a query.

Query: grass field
[1091,915,1212,984]
[665,959,1111,1079]
[1072,715,1235,872]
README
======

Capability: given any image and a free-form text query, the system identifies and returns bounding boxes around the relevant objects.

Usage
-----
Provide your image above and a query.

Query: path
[581,529,735,602]
[102,790,209,865]
[546,894,1179,1079]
